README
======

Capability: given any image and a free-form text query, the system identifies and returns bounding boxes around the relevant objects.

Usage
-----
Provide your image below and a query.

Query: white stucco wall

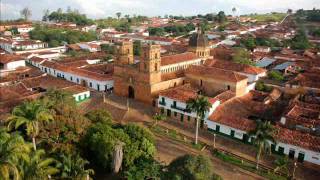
[5,60,25,70]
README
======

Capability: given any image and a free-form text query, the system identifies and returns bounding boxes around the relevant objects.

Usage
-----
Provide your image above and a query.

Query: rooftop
[186,65,248,82]
[161,52,199,66]
[205,59,266,75]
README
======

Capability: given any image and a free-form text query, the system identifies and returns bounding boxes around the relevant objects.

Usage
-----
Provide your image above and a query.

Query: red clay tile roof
[62,85,89,94]
[275,125,320,152]
[159,84,198,102]
[161,52,198,66]
[0,54,25,64]
[205,59,266,75]
[186,65,248,82]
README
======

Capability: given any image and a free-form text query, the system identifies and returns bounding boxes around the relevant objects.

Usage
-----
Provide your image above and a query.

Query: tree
[290,29,310,50]
[116,12,122,20]
[42,9,50,22]
[7,100,54,151]
[165,154,221,180]
[273,156,289,176]
[152,113,166,126]
[249,120,275,169]
[216,11,227,23]
[187,96,211,144]
[20,7,32,21]
[124,157,162,180]
[287,9,293,14]
[56,152,94,179]
[232,48,255,66]
[241,37,256,50]
[81,123,156,172]
[20,149,59,180]
[0,128,31,180]
[85,109,113,124]
[268,71,284,81]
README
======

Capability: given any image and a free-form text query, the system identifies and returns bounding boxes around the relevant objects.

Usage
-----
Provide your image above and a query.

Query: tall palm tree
[249,120,275,169]
[116,12,122,20]
[0,128,31,180]
[7,100,54,151]
[20,149,59,180]
[187,96,211,144]
[274,156,289,176]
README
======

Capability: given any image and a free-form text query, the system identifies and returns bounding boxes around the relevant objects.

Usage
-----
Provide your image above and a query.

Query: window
[77,78,79,83]
[200,79,203,86]
[155,63,158,71]
[174,111,177,117]
[227,85,230,90]
[97,84,100,91]
[167,109,171,117]
[173,101,177,107]
[70,76,73,81]
[89,82,92,87]
[187,116,191,121]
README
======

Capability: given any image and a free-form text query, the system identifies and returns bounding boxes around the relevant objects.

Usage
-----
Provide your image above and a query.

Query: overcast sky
[1,0,319,20]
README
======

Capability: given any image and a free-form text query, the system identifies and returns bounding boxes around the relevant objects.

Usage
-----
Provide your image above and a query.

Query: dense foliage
[46,8,94,25]
[289,29,310,50]
[165,154,222,180]
[29,26,97,47]
[148,23,195,36]
[268,71,284,81]
[296,9,320,22]
[240,36,282,50]
[232,48,255,66]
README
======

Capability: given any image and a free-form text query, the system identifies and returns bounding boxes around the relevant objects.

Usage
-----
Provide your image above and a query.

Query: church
[113,29,248,105]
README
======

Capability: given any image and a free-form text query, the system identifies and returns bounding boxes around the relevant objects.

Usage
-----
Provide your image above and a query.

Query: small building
[0,54,26,76]
[253,46,271,53]
[256,57,276,68]
[273,61,299,74]
[63,85,91,102]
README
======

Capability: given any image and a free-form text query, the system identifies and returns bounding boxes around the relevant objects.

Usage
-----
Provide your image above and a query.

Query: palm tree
[186,96,211,144]
[7,100,54,151]
[57,153,94,180]
[249,120,275,169]
[0,128,31,180]
[152,113,166,127]
[20,149,59,180]
[116,12,122,20]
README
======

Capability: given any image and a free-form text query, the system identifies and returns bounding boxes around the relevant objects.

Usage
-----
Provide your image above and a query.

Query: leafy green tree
[216,11,227,23]
[148,27,165,36]
[152,113,166,126]
[249,120,275,169]
[41,89,76,115]
[241,37,256,50]
[100,44,115,54]
[20,149,59,180]
[273,156,289,176]
[0,128,31,180]
[290,29,310,50]
[232,48,255,66]
[268,71,284,81]
[85,109,113,124]
[7,100,54,151]
[187,96,211,144]
[124,157,162,180]
[165,154,221,180]
[82,123,156,172]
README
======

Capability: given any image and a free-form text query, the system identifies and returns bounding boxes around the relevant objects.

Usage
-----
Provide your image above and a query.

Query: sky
[1,0,319,20]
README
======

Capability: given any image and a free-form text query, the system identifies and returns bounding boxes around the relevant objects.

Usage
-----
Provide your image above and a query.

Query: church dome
[188,30,208,47]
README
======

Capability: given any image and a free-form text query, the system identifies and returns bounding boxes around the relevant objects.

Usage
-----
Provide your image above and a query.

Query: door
[298,152,305,163]
[243,134,249,143]
[167,109,171,117]
[271,144,276,153]
[180,114,184,122]
[289,149,295,159]
[128,86,135,99]
[230,130,235,137]
[278,146,285,155]
[216,125,220,132]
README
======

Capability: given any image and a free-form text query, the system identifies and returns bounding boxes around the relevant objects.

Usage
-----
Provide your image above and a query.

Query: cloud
[0,0,319,20]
